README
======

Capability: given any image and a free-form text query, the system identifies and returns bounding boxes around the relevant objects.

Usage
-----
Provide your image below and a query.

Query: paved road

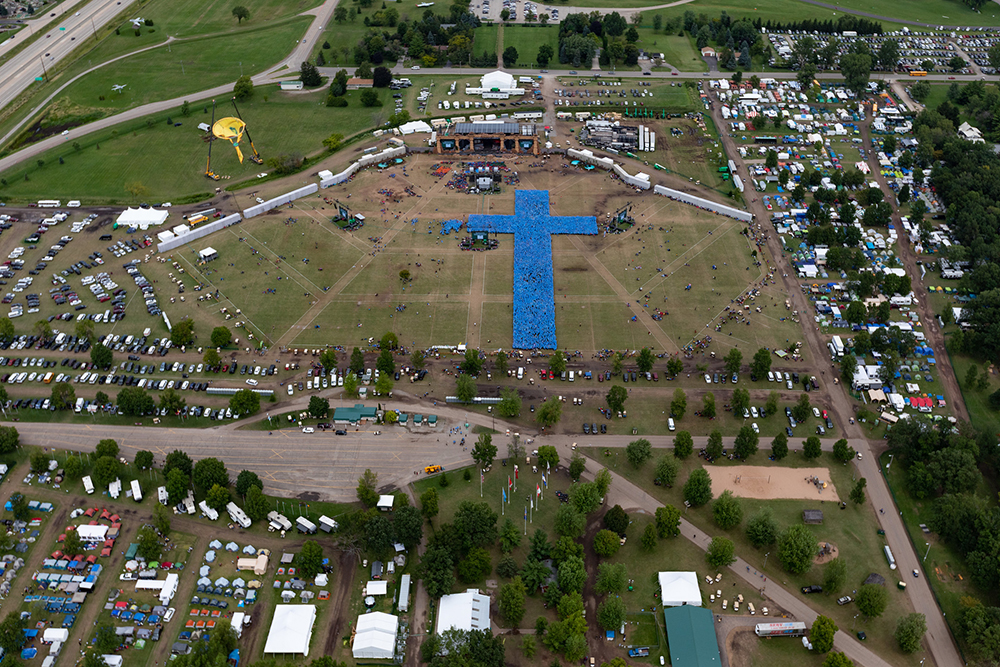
[0,0,138,109]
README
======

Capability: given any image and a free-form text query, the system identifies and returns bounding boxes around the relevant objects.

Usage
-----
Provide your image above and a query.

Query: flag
[481,470,484,483]
[542,474,547,489]
[547,461,550,473]
[508,476,513,489]
[514,465,519,480]
[524,506,527,521]
[503,488,507,502]
[536,484,541,496]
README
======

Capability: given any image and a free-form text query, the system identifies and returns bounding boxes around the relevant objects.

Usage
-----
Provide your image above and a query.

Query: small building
[435,589,491,634]
[198,247,218,262]
[464,70,525,99]
[802,510,824,524]
[663,606,721,667]
[958,121,984,144]
[365,580,388,596]
[701,47,717,58]
[398,574,411,612]
[352,612,398,660]
[371,561,383,579]
[347,78,374,90]
[332,404,377,425]
[280,81,304,91]
[658,571,703,607]
[377,495,395,512]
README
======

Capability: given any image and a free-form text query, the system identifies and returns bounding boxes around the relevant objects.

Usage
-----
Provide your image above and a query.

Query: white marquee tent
[435,589,491,634]
[115,207,169,229]
[352,611,398,660]
[263,605,316,656]
[658,571,703,607]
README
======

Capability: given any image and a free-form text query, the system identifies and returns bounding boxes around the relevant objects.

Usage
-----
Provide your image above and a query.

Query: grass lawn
[473,24,499,58]
[946,343,1000,440]
[502,25,559,69]
[0,83,397,203]
[580,445,924,666]
[632,28,704,72]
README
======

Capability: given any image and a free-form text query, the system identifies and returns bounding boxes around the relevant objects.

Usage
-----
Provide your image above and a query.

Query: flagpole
[480,470,483,498]
[524,506,527,535]
[501,488,504,515]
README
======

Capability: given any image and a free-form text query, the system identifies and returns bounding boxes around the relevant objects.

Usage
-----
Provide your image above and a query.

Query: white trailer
[82,476,94,494]
[296,517,317,534]
[884,545,897,570]
[266,511,292,532]
[227,502,252,528]
[199,500,220,521]
[318,515,339,533]
[157,486,169,505]
[130,479,142,502]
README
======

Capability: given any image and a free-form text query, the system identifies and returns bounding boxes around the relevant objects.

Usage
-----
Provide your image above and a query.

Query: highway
[0,0,137,109]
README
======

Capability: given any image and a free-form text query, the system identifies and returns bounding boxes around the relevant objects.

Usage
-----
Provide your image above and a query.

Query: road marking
[269,450,284,459]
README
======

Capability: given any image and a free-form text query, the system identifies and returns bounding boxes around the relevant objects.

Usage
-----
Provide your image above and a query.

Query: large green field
[473,25,499,58]
[502,25,560,69]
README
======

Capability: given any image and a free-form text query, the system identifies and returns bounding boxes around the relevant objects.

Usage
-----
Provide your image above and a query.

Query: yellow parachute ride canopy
[212,116,246,163]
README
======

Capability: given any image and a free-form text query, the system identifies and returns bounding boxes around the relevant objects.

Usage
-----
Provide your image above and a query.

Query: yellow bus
[909,70,927,77]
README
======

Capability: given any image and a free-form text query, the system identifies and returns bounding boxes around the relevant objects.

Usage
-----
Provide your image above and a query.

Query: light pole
[763,552,769,570]
[923,542,931,562]
[886,453,893,469]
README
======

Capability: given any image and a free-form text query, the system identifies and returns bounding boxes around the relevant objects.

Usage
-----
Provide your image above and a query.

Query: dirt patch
[323,550,358,655]
[704,465,840,501]
[727,626,757,667]
[813,541,839,565]
[296,490,322,502]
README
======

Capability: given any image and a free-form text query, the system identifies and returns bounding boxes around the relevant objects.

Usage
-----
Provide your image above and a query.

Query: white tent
[658,571,703,607]
[76,525,108,541]
[352,612,398,660]
[116,208,168,229]
[365,580,388,596]
[480,70,515,91]
[398,120,433,135]
[263,605,316,655]
[377,495,394,511]
[435,589,491,634]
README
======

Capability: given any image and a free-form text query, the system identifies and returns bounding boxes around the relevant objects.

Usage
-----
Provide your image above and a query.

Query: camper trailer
[82,476,94,494]
[296,517,317,534]
[130,479,142,502]
[227,502,252,528]
[319,515,339,533]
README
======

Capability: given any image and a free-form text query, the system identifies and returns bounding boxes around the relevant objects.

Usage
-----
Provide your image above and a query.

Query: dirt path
[465,250,489,350]
[321,551,358,656]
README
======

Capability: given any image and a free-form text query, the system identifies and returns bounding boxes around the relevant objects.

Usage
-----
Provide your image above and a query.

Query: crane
[205,100,220,181]
[230,97,262,164]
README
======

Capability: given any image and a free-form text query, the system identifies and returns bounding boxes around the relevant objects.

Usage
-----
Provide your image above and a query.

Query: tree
[602,505,629,537]
[319,349,338,373]
[555,505,586,539]
[841,52,872,94]
[30,450,49,473]
[419,487,439,522]
[636,348,655,373]
[706,536,736,567]
[811,615,838,653]
[235,470,263,497]
[136,525,162,560]
[135,450,154,470]
[206,483,230,510]
[537,43,554,66]
[650,506,680,540]
[723,348,743,375]
[233,74,254,100]
[456,547,492,584]
[557,555,586,594]
[856,583,888,618]
[203,349,221,368]
[625,438,652,468]
[765,391,779,417]
[803,436,822,460]
[372,66,392,88]
[597,597,627,632]
[300,61,323,87]
[64,455,83,480]
[0,425,18,454]
[244,485,269,521]
[536,397,562,428]
[671,388,687,419]
[654,455,679,487]
[593,529,621,557]
[308,396,330,419]
[164,449,193,478]
[895,613,926,653]
[210,326,232,348]
[48,381,74,410]
[230,388,260,416]
[703,392,716,419]
[641,523,658,550]
[877,38,899,71]
[502,46,519,67]
[376,348,395,375]
[498,387,521,418]
[232,5,250,23]
[833,438,855,462]
[666,357,683,377]
[193,458,228,491]
[771,432,789,460]
[472,433,498,469]
[750,347,771,379]
[454,501,499,551]
[712,490,744,529]
[358,88,381,107]
[606,385,627,414]
[569,455,586,482]
[0,614,25,656]
[822,653,854,667]
[536,446,559,471]
[684,468,713,506]
[823,557,847,593]
[849,477,867,505]
[349,347,365,374]
[91,342,113,369]
[165,468,190,504]
[792,392,811,423]
[498,518,522,554]
[357,468,379,507]
[117,386,153,416]
[706,430,723,460]
[96,438,119,459]
[159,388,185,415]
[456,374,477,403]
[153,503,171,535]
[343,373,358,398]
[746,507,778,547]
[778,524,817,574]
[674,431,693,459]
[0,317,12,341]
[170,319,195,347]
[297,540,324,578]
[499,577,527,626]
[733,424,758,460]
[593,562,627,597]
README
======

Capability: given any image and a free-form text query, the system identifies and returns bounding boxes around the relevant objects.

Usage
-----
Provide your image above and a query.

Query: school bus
[909,70,927,77]
[424,465,442,474]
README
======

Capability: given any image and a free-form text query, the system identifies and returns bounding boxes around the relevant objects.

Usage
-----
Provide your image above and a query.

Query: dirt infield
[704,465,840,501]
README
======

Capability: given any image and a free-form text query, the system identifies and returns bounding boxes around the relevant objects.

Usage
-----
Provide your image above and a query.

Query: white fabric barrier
[612,164,651,190]
[568,148,650,190]
[243,184,318,219]
[653,185,753,222]
[157,214,242,253]
[319,145,408,189]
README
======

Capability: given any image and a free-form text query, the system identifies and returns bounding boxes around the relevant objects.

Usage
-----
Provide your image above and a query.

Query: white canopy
[365,580,388,596]
[263,605,316,655]
[436,589,491,634]
[76,525,108,541]
[116,207,168,229]
[352,612,398,660]
[399,120,433,135]
[658,571,703,607]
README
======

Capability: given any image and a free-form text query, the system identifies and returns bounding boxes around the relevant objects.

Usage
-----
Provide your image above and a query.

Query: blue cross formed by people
[469,190,596,349]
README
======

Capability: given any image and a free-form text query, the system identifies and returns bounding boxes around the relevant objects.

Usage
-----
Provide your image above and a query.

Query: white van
[517,367,524,380]
[568,371,575,382]
[668,418,675,431]
[767,371,775,382]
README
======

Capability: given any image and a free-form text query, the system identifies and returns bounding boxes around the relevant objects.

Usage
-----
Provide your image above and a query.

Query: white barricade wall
[319,145,408,189]
[568,148,650,190]
[653,185,752,222]
[243,183,318,219]
[157,214,242,253]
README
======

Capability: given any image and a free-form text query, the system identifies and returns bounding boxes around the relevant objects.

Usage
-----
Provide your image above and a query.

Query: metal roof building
[332,404,377,424]
[663,606,721,667]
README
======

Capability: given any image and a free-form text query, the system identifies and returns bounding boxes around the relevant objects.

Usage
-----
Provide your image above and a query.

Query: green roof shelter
[332,404,377,424]
[663,606,721,667]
